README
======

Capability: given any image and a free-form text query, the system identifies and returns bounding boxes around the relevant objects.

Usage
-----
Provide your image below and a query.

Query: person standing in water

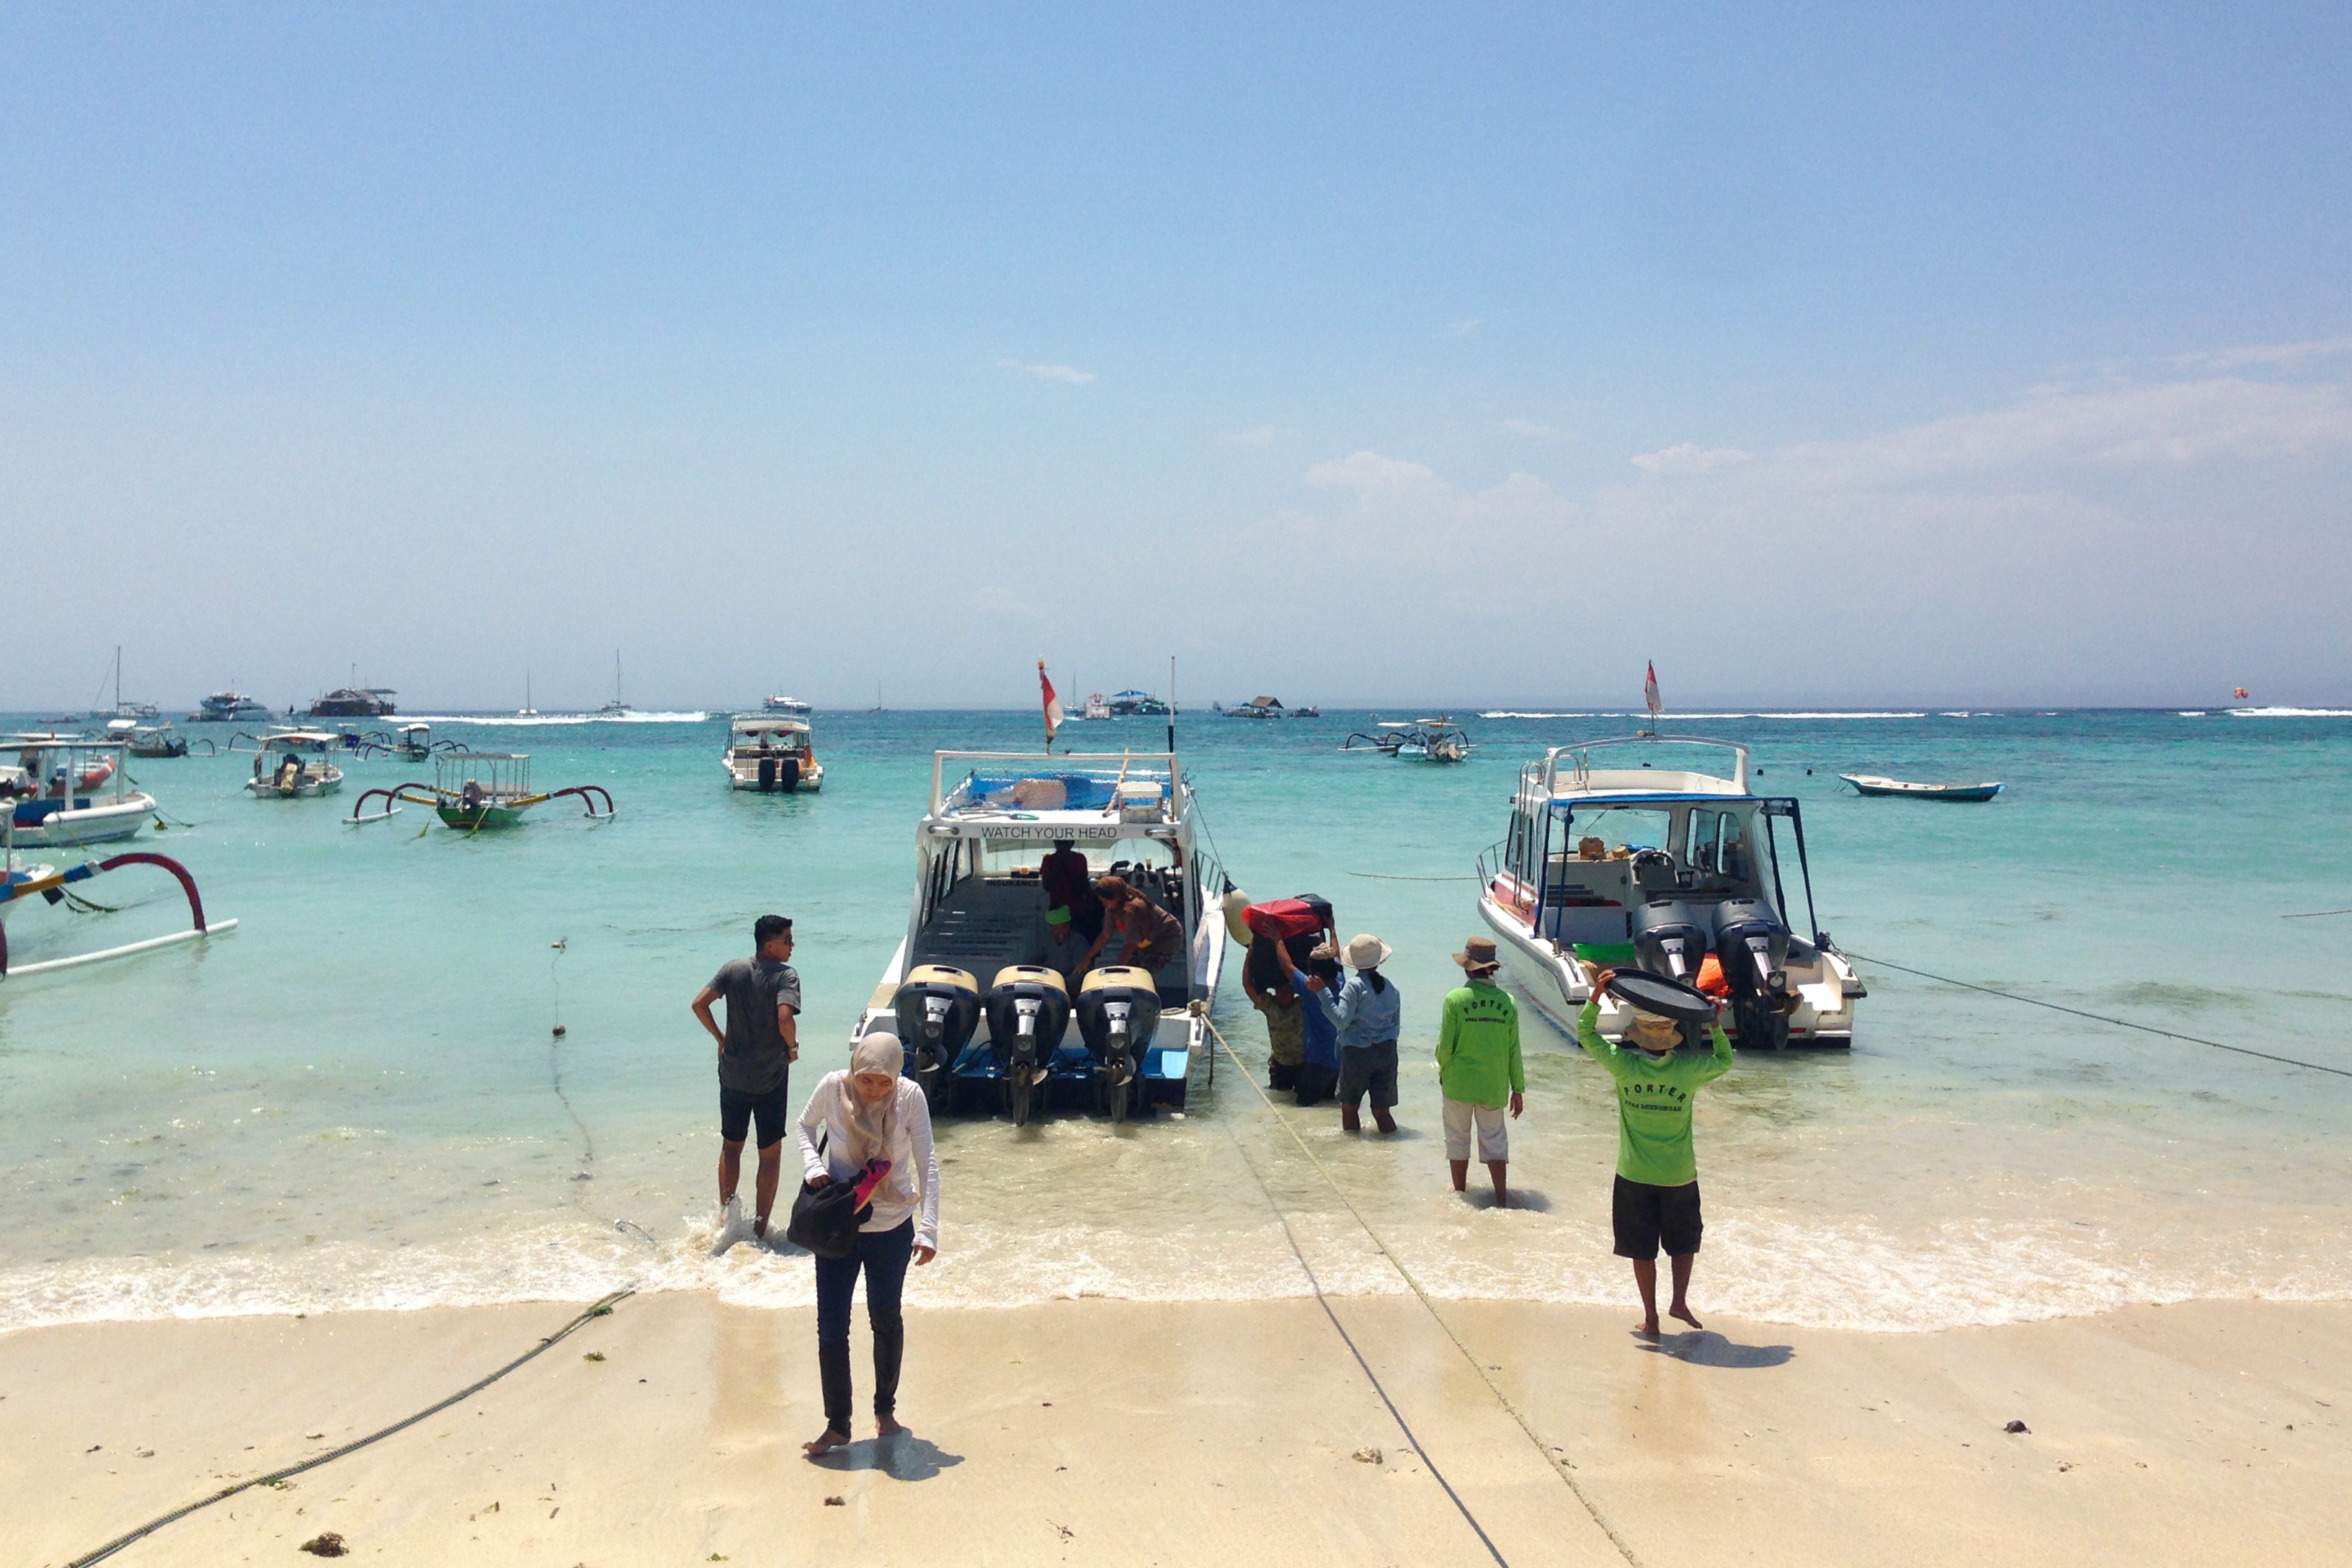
[798,1030,940,1456]
[1291,944,1344,1108]
[1580,965,1732,1337]
[689,914,801,1253]
[1435,936,1524,1203]
[1243,934,1306,1092]
[1305,933,1402,1133]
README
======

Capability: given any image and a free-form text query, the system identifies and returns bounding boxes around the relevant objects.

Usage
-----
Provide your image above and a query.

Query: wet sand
[11,1292,2348,1567]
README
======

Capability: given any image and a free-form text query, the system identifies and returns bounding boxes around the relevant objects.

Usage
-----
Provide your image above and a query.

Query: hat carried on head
[1342,932,1394,970]
[1453,935,1501,974]
[1045,905,1072,926]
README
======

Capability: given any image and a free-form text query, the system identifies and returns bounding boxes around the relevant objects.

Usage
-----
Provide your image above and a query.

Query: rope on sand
[61,1290,636,1568]
[1846,951,2352,1081]
[1196,1007,1644,1568]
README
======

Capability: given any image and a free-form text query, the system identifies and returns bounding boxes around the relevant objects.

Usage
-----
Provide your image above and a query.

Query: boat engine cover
[891,966,981,1064]
[1710,898,1790,979]
[1074,966,1162,1061]
[984,965,1072,1051]
[1630,899,1710,977]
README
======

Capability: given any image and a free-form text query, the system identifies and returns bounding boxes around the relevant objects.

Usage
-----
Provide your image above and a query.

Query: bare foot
[1634,1317,1661,1337]
[1340,1108,1362,1133]
[1668,1302,1704,1331]
[1372,1110,1397,1133]
[752,1215,768,1239]
[876,1415,906,1438]
[803,1427,850,1457]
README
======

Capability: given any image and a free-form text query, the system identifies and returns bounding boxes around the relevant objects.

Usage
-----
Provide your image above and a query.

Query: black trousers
[814,1219,915,1432]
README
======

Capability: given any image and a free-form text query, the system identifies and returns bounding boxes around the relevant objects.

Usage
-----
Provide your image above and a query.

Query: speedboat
[1840,774,2003,803]
[5,735,158,847]
[1475,734,1863,1049]
[194,690,272,723]
[856,750,1229,1123]
[723,714,824,792]
[1108,690,1170,717]
[762,695,813,715]
[1082,692,1113,721]
[245,731,345,798]
[112,718,196,759]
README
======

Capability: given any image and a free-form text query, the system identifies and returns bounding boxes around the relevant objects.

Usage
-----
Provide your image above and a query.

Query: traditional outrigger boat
[856,750,1229,1124]
[0,803,234,981]
[723,714,824,792]
[1342,718,1473,762]
[1475,734,1863,1049]
[6,735,159,847]
[349,751,615,829]
[1839,773,2004,803]
[245,731,345,798]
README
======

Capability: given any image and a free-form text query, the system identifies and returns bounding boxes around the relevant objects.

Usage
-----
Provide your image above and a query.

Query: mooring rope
[62,1291,634,1568]
[1845,952,2352,1081]
[1344,871,1481,882]
[1195,1005,1644,1568]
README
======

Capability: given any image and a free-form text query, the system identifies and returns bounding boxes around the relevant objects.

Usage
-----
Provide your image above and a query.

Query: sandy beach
[12,1291,2346,1567]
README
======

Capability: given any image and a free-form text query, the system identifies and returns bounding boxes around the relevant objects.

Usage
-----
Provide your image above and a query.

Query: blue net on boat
[944,771,1159,813]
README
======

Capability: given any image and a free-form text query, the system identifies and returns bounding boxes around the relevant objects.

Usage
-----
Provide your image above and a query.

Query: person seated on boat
[1082,876,1184,981]
[1577,836,1608,861]
[275,752,304,788]
[1040,838,1102,943]
[461,778,487,810]
[1719,826,1751,881]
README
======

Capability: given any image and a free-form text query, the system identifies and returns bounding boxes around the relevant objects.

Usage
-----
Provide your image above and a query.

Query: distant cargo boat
[1838,774,2003,803]
[308,687,397,718]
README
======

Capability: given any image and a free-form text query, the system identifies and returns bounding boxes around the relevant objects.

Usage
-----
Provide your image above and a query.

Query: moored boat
[855,750,1229,1123]
[762,694,813,715]
[6,735,158,846]
[308,687,397,718]
[723,714,824,792]
[1344,718,1472,761]
[1839,773,2004,802]
[245,731,345,798]
[193,690,272,723]
[1475,734,1862,1049]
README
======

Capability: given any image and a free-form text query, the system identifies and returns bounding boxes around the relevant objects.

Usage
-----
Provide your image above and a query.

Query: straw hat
[1342,932,1394,969]
[1625,1012,1682,1051]
[1452,935,1501,974]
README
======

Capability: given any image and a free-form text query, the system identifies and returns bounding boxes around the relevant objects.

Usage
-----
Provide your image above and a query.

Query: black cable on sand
[61,1292,633,1568]
[1848,951,2352,1080]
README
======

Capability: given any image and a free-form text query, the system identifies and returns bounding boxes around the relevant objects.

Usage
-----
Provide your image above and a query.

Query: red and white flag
[1038,659,1065,746]
[1644,661,1662,718]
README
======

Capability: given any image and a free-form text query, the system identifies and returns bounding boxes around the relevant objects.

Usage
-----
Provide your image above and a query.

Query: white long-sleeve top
[796,1072,940,1252]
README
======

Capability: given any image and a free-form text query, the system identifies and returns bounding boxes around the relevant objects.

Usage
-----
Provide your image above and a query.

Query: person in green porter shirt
[1580,964,1734,1337]
[1435,935,1525,1205]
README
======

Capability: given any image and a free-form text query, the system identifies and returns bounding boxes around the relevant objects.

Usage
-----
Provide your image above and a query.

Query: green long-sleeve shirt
[1577,999,1732,1187]
[1435,980,1524,1107]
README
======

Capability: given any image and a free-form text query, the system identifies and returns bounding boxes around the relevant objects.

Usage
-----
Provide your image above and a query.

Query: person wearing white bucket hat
[1304,932,1402,1133]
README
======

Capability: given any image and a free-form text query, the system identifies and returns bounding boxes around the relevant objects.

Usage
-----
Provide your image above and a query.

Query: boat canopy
[731,716,811,739]
[1537,735,1750,799]
[927,752,1181,844]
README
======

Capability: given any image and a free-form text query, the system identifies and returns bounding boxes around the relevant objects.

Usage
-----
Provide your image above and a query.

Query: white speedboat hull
[9,795,155,847]
[726,758,824,792]
[245,768,344,798]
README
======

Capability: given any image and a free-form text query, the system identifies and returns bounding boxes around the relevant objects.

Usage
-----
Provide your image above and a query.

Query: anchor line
[1845,952,2352,1080]
[60,1291,634,1568]
[1195,1007,1645,1568]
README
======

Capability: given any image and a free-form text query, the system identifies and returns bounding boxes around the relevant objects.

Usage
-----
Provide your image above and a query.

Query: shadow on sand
[1456,1188,1555,1213]
[1635,1331,1794,1369]
[808,1431,967,1482]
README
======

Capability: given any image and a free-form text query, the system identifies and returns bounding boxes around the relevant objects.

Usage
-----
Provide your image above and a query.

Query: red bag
[1243,898,1326,940]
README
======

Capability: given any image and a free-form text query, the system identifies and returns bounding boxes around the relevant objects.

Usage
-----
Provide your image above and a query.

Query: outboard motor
[1630,899,1709,981]
[1711,897,1794,1049]
[1074,966,1162,1111]
[891,965,980,1104]
[985,965,1072,1092]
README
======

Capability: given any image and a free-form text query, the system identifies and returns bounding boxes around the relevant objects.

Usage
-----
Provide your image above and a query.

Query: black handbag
[784,1133,873,1258]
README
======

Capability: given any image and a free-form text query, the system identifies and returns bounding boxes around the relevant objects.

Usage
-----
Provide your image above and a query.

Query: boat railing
[1542,734,1750,796]
[930,750,1182,815]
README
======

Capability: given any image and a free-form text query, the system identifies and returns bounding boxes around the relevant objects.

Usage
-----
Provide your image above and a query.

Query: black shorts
[1337,1040,1399,1109]
[1612,1175,1703,1260]
[720,1082,789,1148]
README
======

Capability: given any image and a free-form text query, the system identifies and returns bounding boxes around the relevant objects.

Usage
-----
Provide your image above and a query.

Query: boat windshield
[1567,806,1672,858]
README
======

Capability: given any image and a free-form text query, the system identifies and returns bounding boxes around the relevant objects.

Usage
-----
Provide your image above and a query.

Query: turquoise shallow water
[4,706,2349,1332]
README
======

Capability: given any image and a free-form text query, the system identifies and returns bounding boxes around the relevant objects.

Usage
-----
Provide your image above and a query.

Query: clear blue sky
[5,4,2348,710]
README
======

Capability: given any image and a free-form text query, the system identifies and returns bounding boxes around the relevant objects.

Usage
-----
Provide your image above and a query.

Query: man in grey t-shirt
[690,914,801,1252]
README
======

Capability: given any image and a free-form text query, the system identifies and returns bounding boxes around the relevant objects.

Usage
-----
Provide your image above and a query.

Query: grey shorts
[1337,1040,1399,1108]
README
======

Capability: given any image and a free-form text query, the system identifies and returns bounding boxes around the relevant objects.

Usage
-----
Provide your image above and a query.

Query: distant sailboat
[870,680,884,713]
[518,670,538,718]
[599,653,633,717]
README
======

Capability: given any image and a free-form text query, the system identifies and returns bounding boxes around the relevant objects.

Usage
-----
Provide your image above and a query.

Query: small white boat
[762,694,813,715]
[4,734,158,847]
[245,731,345,798]
[1081,692,1113,721]
[1476,734,1863,1049]
[1839,774,2003,803]
[723,715,824,792]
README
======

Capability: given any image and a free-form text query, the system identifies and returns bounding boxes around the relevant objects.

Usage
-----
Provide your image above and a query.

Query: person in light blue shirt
[1304,932,1402,1133]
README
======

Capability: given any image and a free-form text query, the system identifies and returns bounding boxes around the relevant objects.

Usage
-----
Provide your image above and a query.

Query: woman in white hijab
[795,1028,940,1456]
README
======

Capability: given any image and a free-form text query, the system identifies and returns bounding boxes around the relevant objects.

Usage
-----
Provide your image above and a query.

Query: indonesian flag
[1644,661,1662,718]
[1039,659,1064,742]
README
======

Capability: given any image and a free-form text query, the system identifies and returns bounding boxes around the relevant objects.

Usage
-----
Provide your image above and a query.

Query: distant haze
[4,9,2348,712]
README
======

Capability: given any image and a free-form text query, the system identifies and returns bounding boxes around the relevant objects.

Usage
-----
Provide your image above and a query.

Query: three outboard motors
[1631,899,1709,981]
[891,965,980,1101]
[986,965,1072,1089]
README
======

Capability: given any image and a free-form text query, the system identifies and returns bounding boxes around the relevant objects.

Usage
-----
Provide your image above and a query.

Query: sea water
[2,708,2348,1335]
